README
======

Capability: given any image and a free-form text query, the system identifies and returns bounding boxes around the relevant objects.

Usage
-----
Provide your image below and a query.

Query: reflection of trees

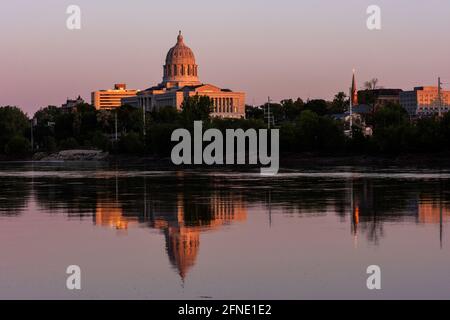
[351,179,450,244]
[27,172,450,249]
[33,178,97,218]
[0,177,32,216]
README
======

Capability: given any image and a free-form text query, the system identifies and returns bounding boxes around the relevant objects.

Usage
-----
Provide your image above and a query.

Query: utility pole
[349,87,353,138]
[30,118,34,152]
[115,110,118,142]
[142,102,146,140]
[265,96,274,129]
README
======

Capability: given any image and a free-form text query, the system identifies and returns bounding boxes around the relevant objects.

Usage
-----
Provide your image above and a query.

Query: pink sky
[1,0,449,115]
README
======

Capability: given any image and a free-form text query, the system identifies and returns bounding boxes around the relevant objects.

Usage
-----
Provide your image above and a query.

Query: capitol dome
[162,31,200,87]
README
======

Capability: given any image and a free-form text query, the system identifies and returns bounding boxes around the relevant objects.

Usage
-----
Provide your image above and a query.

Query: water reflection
[1,167,450,281]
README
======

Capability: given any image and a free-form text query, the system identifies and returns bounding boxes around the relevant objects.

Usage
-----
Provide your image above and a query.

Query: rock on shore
[38,150,109,161]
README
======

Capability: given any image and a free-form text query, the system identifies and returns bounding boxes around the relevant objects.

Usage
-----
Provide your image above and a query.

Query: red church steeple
[351,69,358,106]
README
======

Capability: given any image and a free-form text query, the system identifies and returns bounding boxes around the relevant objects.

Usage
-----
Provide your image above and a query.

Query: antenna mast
[265,96,275,129]
[438,77,443,117]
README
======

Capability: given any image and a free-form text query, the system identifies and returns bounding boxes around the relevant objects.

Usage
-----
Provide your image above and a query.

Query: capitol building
[122,32,246,118]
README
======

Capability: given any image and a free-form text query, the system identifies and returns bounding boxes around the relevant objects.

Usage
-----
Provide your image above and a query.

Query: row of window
[165,64,198,77]
[136,96,239,113]
[212,97,237,113]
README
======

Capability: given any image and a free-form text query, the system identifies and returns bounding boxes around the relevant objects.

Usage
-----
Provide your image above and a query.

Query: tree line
[2,92,450,158]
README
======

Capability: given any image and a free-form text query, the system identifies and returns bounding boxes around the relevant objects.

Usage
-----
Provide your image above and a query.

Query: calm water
[1,162,450,300]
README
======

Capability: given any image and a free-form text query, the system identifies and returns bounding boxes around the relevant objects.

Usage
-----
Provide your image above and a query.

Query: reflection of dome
[165,227,200,280]
[162,31,200,87]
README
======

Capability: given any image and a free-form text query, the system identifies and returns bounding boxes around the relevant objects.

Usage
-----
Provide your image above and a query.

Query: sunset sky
[1,0,449,115]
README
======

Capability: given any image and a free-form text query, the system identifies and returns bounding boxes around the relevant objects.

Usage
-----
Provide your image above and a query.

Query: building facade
[400,86,450,116]
[358,89,403,110]
[92,83,138,110]
[61,95,85,111]
[122,32,246,118]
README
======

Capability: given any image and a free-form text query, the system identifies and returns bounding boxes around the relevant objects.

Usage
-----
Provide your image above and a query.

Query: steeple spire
[351,69,358,106]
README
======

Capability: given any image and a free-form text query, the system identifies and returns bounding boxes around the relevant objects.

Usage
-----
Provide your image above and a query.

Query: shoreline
[2,151,450,169]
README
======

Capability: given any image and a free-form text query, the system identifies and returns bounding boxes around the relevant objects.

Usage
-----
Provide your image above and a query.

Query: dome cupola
[162,31,200,88]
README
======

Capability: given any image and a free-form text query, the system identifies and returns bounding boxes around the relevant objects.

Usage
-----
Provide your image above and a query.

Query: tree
[4,135,31,156]
[281,98,304,121]
[151,106,180,123]
[181,95,212,124]
[330,92,348,114]
[304,99,328,116]
[364,78,380,90]
[0,106,30,153]
[34,105,62,151]
[118,104,144,134]
[245,105,264,120]
[119,132,145,154]
[373,103,408,130]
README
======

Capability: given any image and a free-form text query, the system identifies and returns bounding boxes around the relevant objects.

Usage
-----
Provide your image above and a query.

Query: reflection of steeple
[352,206,360,248]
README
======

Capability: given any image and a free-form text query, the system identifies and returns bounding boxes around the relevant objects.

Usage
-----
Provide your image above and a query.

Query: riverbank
[2,150,450,169]
[106,152,450,169]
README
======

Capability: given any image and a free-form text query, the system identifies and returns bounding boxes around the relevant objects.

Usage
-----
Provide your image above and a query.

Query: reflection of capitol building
[94,192,247,280]
[154,194,247,280]
[94,201,138,232]
[418,200,450,224]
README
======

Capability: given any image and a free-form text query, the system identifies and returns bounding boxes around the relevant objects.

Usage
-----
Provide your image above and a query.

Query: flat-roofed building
[61,95,85,111]
[358,89,403,110]
[400,86,450,116]
[91,84,138,110]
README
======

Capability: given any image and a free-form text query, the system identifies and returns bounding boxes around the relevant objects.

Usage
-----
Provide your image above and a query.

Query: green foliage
[92,131,110,151]
[150,106,180,123]
[330,92,348,114]
[246,105,264,120]
[4,135,31,156]
[373,103,408,129]
[295,110,345,152]
[304,99,329,116]
[181,95,212,124]
[0,106,30,153]
[119,132,144,155]
[4,93,450,158]
[118,104,144,134]
[146,123,180,156]
[59,137,79,150]
[281,98,304,121]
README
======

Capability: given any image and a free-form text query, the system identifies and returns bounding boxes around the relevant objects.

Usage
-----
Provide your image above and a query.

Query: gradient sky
[1,0,450,115]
